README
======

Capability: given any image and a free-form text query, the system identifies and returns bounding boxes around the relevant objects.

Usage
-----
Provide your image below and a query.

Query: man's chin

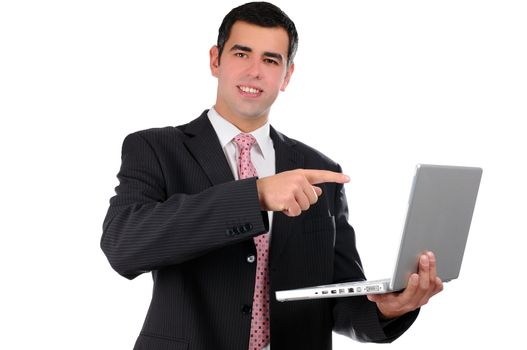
[235,107,271,121]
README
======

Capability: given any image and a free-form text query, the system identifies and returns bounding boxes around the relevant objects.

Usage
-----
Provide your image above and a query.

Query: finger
[410,255,431,306]
[283,202,301,217]
[427,251,438,286]
[397,273,420,307]
[295,191,311,211]
[367,293,388,303]
[418,254,431,292]
[405,273,420,296]
[303,183,319,205]
[418,253,446,306]
[302,169,350,185]
[313,186,322,197]
[433,277,444,295]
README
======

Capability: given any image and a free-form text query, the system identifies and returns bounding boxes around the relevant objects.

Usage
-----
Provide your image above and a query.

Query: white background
[1,0,526,348]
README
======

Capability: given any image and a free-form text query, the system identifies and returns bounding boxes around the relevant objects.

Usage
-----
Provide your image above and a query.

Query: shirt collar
[207,107,274,159]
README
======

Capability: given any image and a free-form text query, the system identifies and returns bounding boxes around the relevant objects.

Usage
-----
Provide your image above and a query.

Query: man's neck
[213,107,269,133]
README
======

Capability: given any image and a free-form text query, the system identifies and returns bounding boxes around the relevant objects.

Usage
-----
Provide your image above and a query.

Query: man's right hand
[256,169,350,217]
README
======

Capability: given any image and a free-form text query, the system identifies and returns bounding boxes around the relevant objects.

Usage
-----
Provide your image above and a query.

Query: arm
[101,132,268,279]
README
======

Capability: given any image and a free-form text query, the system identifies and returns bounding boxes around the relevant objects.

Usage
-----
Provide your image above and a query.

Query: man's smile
[237,85,263,97]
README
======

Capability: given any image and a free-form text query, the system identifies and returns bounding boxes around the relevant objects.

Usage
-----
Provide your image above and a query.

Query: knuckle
[290,182,302,192]
[394,304,406,316]
[418,280,429,290]
[285,192,296,201]
[291,173,303,182]
[418,284,429,293]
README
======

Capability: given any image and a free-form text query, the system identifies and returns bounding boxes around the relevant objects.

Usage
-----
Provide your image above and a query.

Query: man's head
[210,2,298,131]
[217,2,298,69]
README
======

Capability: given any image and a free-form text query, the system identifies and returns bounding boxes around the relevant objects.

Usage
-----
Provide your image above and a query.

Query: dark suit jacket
[101,111,418,350]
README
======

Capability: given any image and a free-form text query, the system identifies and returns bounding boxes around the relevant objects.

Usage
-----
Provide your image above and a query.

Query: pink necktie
[233,133,270,350]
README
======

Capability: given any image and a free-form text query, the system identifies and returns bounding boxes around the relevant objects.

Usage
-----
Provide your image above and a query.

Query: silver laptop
[275,164,482,302]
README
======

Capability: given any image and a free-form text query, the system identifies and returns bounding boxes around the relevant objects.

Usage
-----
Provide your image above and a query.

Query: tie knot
[233,133,257,151]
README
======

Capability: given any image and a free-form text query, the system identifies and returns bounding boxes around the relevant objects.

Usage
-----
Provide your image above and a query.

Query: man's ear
[210,45,220,77]
[280,63,295,92]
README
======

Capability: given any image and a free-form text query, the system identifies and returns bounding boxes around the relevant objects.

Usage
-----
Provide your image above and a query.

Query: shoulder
[122,111,208,147]
[119,126,184,154]
[130,125,185,142]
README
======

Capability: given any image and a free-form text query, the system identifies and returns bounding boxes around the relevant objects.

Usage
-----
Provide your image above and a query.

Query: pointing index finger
[302,169,350,185]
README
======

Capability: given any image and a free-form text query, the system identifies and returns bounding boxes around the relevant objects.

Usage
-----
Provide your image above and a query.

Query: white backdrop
[1,1,526,348]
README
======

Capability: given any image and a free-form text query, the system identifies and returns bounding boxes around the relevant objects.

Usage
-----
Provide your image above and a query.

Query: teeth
[239,86,261,94]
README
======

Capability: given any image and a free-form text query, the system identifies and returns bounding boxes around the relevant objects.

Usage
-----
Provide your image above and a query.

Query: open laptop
[275,164,482,302]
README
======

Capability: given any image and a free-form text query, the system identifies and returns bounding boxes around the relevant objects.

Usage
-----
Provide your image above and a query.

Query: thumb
[367,294,381,303]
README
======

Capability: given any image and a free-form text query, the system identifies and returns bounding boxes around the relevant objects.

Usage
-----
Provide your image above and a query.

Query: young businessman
[101,2,443,349]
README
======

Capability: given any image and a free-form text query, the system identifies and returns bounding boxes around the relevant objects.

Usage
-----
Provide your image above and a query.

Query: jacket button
[246,254,256,263]
[241,304,252,314]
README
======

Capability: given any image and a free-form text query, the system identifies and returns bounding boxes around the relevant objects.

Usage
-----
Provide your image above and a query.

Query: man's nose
[246,58,263,79]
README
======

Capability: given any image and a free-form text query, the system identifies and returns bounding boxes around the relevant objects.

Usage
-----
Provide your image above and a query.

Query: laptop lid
[389,164,482,291]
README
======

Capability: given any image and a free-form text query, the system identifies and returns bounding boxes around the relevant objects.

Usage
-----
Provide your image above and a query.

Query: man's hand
[367,251,444,319]
[256,169,350,217]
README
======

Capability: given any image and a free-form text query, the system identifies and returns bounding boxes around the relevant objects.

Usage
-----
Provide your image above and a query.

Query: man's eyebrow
[230,44,284,63]
[230,44,252,53]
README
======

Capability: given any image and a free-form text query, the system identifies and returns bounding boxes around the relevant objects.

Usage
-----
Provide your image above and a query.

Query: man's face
[210,21,294,128]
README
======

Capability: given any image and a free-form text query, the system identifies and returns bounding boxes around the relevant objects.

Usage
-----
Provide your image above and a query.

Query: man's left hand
[367,251,443,319]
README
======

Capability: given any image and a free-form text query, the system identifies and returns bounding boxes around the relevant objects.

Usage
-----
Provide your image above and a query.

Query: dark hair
[217,2,298,67]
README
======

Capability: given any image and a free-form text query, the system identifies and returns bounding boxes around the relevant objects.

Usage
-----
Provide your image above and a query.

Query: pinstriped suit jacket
[101,110,418,350]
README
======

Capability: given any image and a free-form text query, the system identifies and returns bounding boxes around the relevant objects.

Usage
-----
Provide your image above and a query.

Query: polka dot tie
[233,133,270,350]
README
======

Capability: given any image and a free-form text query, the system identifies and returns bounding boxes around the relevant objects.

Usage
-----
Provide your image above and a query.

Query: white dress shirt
[207,107,275,350]
[207,107,275,241]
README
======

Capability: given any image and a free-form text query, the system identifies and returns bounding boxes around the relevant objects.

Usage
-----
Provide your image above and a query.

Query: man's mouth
[238,85,263,96]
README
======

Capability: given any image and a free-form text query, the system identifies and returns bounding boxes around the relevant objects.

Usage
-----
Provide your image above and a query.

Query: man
[101,2,443,349]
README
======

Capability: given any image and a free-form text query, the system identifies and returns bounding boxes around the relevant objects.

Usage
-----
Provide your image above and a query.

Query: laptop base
[276,279,392,302]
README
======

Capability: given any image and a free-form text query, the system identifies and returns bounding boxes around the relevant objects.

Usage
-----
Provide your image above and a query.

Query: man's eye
[235,52,247,58]
[264,58,279,65]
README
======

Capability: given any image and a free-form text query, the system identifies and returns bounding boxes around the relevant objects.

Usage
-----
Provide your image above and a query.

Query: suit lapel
[183,111,235,186]
[183,115,302,265]
[269,127,304,267]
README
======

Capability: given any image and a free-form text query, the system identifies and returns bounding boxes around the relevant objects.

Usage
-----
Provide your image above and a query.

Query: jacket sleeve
[331,170,419,342]
[100,132,268,279]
